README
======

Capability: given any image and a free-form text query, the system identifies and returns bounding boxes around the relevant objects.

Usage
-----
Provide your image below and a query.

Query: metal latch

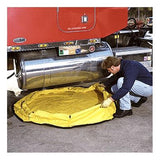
[81,14,88,23]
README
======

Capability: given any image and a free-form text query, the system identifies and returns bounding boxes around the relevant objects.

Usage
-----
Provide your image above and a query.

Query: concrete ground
[7,90,152,152]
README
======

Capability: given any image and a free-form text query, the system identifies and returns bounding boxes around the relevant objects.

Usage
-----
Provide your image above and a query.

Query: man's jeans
[111,77,153,110]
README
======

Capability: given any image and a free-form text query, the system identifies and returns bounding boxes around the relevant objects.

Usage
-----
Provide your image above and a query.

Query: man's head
[101,56,121,74]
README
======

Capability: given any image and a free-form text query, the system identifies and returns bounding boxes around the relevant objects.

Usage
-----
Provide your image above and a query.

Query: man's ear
[111,66,114,70]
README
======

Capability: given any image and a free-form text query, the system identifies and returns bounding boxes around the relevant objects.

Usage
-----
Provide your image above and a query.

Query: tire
[128,18,136,29]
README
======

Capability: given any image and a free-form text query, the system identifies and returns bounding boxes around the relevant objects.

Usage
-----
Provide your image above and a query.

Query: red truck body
[7,7,128,46]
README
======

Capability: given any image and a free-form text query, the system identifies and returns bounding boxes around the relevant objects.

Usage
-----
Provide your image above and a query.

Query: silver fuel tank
[15,43,113,90]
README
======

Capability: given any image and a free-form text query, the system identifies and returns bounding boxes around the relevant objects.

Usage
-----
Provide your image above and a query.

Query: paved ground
[7,90,152,152]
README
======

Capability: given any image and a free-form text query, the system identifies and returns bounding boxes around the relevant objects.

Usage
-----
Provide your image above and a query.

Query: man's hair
[101,56,121,69]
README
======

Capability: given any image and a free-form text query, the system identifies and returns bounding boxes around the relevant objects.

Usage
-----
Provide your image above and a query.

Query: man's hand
[101,97,113,108]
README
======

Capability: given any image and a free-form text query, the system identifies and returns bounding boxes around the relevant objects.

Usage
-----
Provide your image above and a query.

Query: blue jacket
[107,59,152,101]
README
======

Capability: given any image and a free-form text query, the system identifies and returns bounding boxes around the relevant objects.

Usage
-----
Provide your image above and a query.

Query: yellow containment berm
[14,83,116,128]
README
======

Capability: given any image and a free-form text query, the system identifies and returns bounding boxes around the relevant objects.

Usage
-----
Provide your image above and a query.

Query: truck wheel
[128,18,136,29]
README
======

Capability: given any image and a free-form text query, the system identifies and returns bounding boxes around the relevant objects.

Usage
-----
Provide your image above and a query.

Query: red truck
[7,7,128,93]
